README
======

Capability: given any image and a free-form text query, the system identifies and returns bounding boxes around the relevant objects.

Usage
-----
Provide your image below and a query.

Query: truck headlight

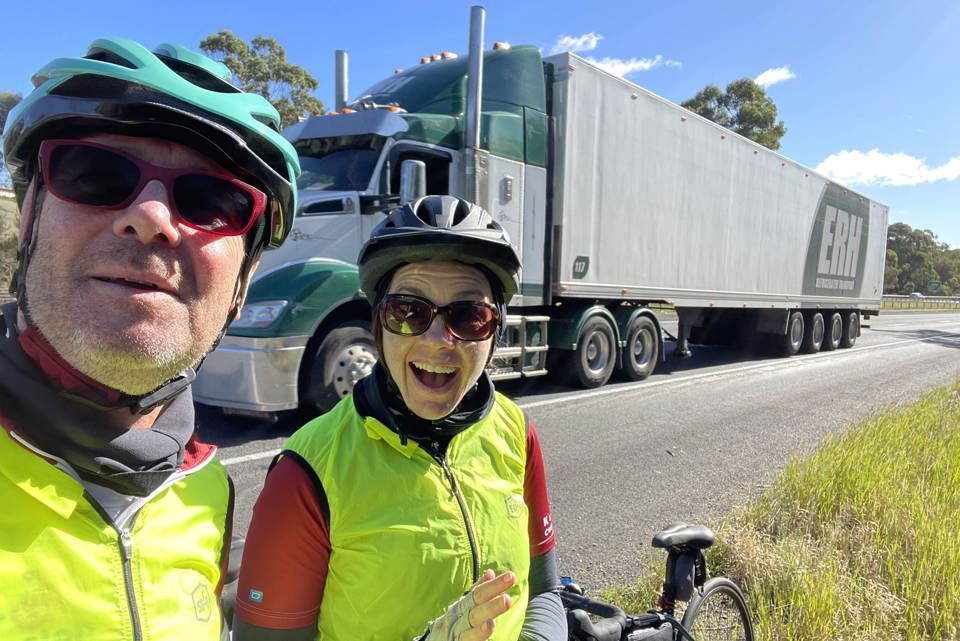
[232,300,290,328]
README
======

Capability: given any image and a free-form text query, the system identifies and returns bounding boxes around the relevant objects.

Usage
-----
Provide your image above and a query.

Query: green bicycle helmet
[3,38,300,250]
[1,39,303,414]
[358,195,521,304]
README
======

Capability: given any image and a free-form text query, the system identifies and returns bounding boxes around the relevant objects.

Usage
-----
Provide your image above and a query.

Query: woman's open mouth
[410,361,458,390]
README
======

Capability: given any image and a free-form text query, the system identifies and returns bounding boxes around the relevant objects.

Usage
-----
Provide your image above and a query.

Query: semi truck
[193,7,889,417]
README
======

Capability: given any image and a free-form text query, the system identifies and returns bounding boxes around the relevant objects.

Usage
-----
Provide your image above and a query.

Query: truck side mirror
[400,159,427,203]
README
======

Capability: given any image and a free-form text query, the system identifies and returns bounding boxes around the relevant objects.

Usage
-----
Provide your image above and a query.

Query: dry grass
[602,382,960,640]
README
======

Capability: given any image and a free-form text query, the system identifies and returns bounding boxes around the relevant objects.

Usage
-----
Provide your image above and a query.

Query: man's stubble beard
[25,240,233,396]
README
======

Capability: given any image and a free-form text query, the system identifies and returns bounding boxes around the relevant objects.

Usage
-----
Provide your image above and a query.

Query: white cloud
[816,149,960,187]
[548,32,681,77]
[754,66,796,88]
[550,32,603,55]
[586,54,681,77]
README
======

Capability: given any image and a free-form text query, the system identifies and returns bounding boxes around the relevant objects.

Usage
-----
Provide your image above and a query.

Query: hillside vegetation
[0,195,18,296]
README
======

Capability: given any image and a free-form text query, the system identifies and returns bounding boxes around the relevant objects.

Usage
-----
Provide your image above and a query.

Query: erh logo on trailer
[803,184,870,297]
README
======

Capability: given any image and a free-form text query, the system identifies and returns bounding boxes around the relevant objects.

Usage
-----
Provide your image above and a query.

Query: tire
[619,315,659,381]
[571,315,617,388]
[300,321,378,413]
[681,577,755,641]
[840,311,859,348]
[822,312,842,351]
[780,311,804,356]
[801,312,824,354]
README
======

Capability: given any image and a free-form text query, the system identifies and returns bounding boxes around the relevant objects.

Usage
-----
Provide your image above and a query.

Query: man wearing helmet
[0,39,299,640]
[235,196,566,641]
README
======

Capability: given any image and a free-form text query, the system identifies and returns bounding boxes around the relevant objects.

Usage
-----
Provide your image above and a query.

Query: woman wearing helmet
[0,39,298,641]
[236,196,566,641]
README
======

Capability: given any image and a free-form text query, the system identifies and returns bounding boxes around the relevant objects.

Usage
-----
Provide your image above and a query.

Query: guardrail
[882,295,960,310]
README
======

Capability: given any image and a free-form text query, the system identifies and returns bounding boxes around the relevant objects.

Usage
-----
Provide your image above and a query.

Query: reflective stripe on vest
[284,392,530,641]
[0,426,230,641]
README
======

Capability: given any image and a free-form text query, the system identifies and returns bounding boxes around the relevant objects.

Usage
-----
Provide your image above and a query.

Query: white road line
[221,333,959,467]
[516,334,960,411]
[221,449,279,467]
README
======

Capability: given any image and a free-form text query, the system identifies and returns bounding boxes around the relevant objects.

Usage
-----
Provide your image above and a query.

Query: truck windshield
[295,135,386,192]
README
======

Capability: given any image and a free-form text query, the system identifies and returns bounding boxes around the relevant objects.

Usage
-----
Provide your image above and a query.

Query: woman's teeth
[412,362,456,374]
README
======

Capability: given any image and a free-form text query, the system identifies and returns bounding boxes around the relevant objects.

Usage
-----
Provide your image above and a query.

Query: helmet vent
[252,113,281,133]
[50,74,133,100]
[85,48,137,69]
[156,54,241,94]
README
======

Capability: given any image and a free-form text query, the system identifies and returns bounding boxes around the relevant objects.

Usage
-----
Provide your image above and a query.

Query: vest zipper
[87,462,213,641]
[109,466,201,641]
[118,528,144,641]
[81,497,145,641]
[429,441,480,583]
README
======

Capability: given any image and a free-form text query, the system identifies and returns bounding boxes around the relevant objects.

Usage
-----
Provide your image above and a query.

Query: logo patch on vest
[505,493,524,518]
[248,588,264,603]
[191,583,213,622]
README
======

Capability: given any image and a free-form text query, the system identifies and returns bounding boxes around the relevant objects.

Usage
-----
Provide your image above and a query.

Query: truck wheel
[801,312,824,353]
[300,321,378,413]
[823,312,842,351]
[780,311,804,356]
[572,315,617,388]
[619,315,658,381]
[840,311,860,348]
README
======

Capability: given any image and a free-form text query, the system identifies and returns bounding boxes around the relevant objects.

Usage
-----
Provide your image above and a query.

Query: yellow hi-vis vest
[0,426,231,641]
[283,392,531,641]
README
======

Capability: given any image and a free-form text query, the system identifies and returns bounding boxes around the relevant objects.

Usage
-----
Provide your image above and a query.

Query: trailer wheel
[572,315,617,388]
[619,315,659,381]
[823,312,843,351]
[780,311,804,356]
[801,312,824,353]
[300,321,378,413]
[840,311,860,348]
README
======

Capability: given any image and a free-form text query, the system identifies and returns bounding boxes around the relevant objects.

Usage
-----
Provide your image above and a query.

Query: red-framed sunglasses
[38,139,267,237]
[380,293,500,341]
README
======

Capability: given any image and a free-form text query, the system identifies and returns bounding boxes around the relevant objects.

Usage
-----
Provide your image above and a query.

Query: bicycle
[560,523,754,641]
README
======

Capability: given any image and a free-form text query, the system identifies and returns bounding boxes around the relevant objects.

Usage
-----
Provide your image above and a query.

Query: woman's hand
[422,569,516,641]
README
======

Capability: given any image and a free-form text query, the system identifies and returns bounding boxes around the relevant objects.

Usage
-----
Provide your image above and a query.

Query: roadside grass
[599,381,960,640]
[883,299,960,311]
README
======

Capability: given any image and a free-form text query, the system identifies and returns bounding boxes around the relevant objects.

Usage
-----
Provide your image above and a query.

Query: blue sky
[3,0,958,247]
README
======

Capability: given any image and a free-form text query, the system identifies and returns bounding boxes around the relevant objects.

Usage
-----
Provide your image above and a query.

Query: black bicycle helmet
[357,195,521,304]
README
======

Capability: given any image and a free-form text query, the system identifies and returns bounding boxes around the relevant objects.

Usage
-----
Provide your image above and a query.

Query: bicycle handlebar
[560,590,670,641]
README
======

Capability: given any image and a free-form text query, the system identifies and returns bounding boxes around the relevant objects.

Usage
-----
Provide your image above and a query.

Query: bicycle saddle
[651,523,715,550]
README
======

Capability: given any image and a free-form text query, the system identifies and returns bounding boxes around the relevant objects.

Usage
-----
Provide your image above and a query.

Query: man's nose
[111,179,182,246]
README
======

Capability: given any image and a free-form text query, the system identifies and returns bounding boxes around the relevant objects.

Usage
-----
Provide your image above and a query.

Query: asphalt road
[200,311,960,590]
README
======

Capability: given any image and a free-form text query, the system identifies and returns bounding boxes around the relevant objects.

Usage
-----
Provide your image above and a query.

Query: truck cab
[193,44,553,416]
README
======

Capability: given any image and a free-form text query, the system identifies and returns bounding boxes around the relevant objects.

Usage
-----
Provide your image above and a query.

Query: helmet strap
[12,175,46,325]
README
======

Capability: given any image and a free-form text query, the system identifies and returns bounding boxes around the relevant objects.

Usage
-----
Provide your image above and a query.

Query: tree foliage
[682,78,787,150]
[885,222,960,295]
[0,92,23,190]
[200,31,324,129]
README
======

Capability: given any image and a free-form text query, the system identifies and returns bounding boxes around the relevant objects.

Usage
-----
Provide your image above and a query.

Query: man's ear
[232,259,260,319]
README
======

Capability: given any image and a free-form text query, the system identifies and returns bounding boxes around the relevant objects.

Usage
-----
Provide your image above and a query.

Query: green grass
[601,382,960,641]
[883,299,960,311]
